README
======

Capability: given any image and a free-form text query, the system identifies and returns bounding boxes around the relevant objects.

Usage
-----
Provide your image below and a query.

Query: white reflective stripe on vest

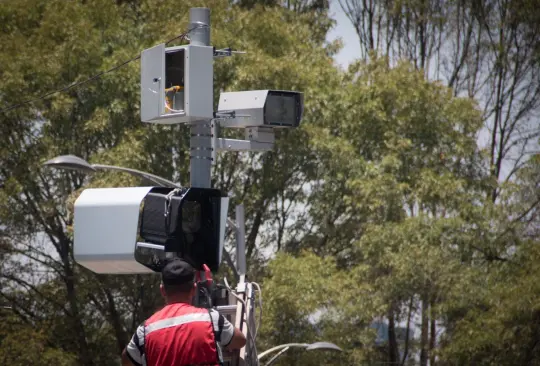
[145,312,212,335]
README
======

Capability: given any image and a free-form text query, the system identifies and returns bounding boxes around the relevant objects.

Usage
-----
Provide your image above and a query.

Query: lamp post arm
[263,346,291,366]
[257,343,309,360]
[91,164,181,188]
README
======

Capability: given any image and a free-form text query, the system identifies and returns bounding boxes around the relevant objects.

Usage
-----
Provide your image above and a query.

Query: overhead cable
[0,24,208,114]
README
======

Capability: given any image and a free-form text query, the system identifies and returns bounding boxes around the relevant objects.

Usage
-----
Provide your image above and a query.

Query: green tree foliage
[338,0,540,199]
[0,312,76,365]
[257,58,521,365]
[437,153,540,365]
[0,0,339,364]
[0,0,539,365]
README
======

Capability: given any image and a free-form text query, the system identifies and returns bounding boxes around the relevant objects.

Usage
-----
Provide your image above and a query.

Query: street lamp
[43,155,180,188]
[258,342,342,366]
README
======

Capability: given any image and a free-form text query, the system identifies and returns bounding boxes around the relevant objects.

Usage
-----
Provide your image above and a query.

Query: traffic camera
[217,90,304,128]
[140,43,305,131]
[73,8,305,363]
[73,186,229,274]
[77,13,305,274]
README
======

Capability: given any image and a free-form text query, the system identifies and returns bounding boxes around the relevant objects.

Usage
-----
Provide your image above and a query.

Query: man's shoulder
[145,305,167,324]
[175,303,212,316]
[146,303,211,324]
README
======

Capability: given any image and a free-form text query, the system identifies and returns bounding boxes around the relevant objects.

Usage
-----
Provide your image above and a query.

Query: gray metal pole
[235,204,247,276]
[189,8,210,46]
[189,8,213,188]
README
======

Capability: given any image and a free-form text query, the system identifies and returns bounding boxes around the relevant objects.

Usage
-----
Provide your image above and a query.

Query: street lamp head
[305,342,342,352]
[43,155,97,174]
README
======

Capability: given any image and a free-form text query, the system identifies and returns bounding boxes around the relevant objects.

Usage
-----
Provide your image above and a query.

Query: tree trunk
[401,296,414,366]
[420,294,429,366]
[103,286,129,353]
[388,311,399,365]
[430,302,436,366]
[64,262,94,366]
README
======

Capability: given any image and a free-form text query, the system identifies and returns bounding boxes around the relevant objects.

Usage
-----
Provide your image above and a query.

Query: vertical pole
[235,204,247,277]
[234,203,249,365]
[189,8,210,46]
[189,8,212,188]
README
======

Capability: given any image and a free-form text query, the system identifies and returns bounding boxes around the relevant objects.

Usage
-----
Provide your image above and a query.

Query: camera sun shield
[74,186,156,274]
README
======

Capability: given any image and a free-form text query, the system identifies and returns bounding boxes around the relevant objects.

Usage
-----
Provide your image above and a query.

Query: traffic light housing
[136,187,225,272]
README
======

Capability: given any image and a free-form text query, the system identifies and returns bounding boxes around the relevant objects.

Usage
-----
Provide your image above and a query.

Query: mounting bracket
[211,122,275,163]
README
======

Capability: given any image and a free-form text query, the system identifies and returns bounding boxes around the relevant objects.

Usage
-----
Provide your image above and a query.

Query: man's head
[160,258,196,303]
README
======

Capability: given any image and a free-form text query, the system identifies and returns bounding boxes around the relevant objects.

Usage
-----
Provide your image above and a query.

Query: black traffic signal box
[137,187,224,272]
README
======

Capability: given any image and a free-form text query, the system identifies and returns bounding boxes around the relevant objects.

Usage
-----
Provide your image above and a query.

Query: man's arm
[225,327,247,350]
[121,325,145,366]
[121,349,136,366]
[210,309,247,350]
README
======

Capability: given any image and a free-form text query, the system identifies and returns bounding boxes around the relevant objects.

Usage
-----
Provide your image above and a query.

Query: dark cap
[161,258,196,286]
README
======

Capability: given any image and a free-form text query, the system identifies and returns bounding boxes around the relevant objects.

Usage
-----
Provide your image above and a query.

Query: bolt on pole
[189,8,213,189]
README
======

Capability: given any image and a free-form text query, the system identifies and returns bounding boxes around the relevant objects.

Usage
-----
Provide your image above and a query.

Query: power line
[1,55,141,114]
[0,25,207,114]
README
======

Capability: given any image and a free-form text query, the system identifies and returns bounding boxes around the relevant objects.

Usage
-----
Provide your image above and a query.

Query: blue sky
[326,1,360,68]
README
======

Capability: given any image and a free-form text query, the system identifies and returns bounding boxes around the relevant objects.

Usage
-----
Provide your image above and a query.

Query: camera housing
[73,186,229,274]
[217,90,304,128]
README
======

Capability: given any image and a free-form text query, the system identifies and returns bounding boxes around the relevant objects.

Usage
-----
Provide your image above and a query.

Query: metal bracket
[216,138,274,152]
[211,122,275,165]
[213,47,247,58]
[245,127,275,143]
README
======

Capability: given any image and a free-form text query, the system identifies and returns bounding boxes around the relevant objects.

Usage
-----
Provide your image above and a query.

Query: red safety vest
[143,303,221,366]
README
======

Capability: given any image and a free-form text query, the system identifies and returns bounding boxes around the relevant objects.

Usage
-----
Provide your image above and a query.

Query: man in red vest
[121,258,246,366]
